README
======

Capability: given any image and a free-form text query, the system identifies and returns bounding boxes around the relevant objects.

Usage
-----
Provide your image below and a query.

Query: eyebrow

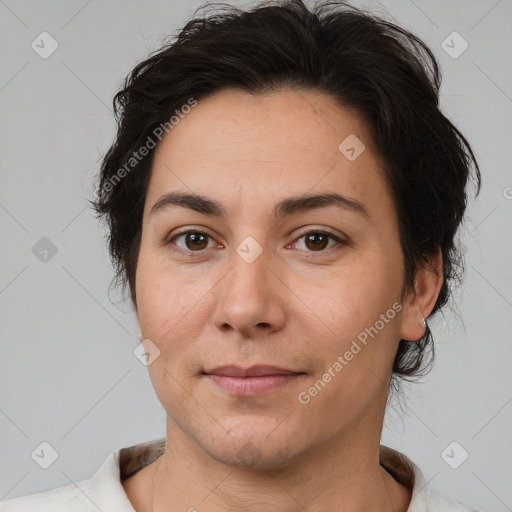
[150,191,370,220]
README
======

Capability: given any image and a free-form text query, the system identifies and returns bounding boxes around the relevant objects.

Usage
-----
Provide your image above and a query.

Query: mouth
[202,365,307,396]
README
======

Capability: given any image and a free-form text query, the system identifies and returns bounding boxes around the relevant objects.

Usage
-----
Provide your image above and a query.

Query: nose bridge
[212,236,285,334]
[227,235,270,300]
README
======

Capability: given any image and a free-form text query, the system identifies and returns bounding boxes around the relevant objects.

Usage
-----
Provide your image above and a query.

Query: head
[92,0,480,467]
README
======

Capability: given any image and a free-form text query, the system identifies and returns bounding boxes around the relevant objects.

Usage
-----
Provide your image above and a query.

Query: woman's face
[135,87,429,468]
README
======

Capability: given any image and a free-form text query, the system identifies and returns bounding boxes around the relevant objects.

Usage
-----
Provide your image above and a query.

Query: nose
[211,244,287,339]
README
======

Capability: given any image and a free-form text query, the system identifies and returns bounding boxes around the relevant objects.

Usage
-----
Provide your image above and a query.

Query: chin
[207,441,299,471]
[196,416,308,470]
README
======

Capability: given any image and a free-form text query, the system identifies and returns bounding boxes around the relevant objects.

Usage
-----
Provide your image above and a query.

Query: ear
[399,247,443,341]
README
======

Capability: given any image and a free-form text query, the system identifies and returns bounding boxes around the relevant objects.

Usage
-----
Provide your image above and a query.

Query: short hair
[91,0,481,398]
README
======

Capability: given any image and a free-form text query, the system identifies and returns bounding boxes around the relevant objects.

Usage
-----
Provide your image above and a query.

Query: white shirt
[0,438,478,511]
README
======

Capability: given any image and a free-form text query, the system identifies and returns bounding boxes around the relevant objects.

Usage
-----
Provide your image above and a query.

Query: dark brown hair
[91,0,481,396]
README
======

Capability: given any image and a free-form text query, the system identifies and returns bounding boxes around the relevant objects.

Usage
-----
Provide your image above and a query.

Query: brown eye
[169,230,214,251]
[184,232,209,250]
[304,232,329,251]
[291,230,346,253]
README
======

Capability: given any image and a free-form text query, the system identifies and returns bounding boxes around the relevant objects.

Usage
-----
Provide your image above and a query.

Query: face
[135,87,422,469]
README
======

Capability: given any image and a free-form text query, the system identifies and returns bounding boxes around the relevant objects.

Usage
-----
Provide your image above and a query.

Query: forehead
[146,87,390,216]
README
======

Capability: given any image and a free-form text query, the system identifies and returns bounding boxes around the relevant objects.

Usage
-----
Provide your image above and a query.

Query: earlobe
[399,248,443,341]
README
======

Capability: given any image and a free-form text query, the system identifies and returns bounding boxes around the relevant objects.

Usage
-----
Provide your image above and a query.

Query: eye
[289,229,346,253]
[166,228,347,255]
[168,229,219,252]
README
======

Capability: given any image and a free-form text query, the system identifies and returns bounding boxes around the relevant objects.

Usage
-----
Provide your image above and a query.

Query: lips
[204,365,302,377]
[203,365,306,396]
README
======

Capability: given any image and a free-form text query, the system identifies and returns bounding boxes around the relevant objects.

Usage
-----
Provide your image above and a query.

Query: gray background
[0,0,511,510]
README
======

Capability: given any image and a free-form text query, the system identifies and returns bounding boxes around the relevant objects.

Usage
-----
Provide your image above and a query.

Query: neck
[149,420,409,512]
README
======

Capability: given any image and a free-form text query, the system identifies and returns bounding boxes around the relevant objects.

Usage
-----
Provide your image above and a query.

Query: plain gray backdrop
[0,1,511,510]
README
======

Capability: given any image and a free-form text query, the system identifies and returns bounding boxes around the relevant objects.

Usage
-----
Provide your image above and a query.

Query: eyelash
[166,228,347,256]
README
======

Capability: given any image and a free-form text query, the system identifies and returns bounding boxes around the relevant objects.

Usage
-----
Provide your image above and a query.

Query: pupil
[188,233,207,249]
[307,233,327,251]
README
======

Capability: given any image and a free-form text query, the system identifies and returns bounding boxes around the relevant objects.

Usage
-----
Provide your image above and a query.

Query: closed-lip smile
[204,365,304,377]
[203,365,306,395]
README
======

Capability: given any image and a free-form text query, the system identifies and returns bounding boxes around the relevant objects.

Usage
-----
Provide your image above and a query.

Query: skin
[122,87,443,512]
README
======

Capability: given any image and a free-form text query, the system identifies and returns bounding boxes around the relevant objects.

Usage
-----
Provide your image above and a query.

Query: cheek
[135,249,213,356]
[298,267,402,411]
[296,256,400,337]
[136,247,178,340]
[295,257,403,392]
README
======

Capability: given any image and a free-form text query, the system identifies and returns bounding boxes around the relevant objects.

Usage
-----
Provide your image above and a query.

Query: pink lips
[204,365,305,396]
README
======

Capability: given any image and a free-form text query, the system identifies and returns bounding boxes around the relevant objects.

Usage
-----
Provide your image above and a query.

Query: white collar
[0,438,475,511]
